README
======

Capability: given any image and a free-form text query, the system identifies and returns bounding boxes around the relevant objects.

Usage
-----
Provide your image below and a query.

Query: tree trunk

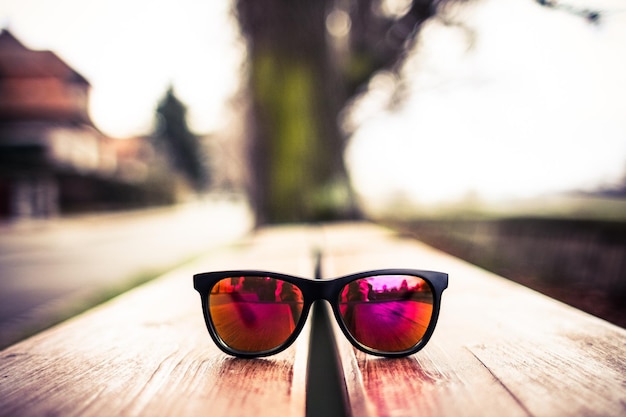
[237,0,359,224]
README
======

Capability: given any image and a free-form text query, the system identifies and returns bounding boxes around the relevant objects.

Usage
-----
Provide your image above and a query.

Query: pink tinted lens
[208,276,303,352]
[338,275,434,352]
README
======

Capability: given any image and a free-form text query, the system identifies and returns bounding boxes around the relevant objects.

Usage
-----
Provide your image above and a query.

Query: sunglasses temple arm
[313,248,323,280]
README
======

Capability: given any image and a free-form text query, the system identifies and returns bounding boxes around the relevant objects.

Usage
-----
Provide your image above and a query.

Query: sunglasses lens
[208,276,304,353]
[338,275,434,353]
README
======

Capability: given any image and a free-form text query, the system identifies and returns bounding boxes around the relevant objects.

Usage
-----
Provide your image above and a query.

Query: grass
[376,195,626,328]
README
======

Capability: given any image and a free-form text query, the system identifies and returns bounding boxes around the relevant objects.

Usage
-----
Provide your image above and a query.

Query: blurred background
[0,0,624,346]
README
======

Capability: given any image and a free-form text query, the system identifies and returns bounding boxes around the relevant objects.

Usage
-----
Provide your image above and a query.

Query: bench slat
[322,223,626,417]
[0,226,316,417]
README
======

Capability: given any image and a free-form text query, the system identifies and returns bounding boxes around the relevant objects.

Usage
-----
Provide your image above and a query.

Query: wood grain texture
[0,225,317,417]
[2,222,624,417]
[321,223,626,417]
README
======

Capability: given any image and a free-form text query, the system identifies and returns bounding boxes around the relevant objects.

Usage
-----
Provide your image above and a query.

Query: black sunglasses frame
[193,269,448,358]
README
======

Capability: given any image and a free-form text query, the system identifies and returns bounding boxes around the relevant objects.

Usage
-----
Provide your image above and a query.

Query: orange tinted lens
[338,275,434,352]
[208,276,303,352]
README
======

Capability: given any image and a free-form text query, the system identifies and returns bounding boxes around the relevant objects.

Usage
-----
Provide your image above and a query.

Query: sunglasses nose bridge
[307,279,336,303]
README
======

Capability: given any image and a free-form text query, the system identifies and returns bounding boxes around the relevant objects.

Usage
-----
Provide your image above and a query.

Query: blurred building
[0,29,168,219]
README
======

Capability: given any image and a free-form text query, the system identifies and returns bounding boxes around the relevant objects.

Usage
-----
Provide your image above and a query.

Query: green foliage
[154,86,209,191]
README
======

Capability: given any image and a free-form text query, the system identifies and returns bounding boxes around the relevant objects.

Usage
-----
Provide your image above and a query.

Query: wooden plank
[0,225,318,417]
[320,223,626,417]
[3,221,624,417]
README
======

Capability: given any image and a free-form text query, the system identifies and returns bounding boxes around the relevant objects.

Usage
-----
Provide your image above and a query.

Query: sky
[347,0,626,205]
[1,0,626,206]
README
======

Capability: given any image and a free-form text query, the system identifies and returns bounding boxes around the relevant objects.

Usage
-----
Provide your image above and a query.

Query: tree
[154,86,208,192]
[235,0,461,225]
[534,0,601,23]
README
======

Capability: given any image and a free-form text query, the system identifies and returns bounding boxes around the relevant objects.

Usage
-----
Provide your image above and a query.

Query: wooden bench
[321,224,626,417]
[1,222,625,417]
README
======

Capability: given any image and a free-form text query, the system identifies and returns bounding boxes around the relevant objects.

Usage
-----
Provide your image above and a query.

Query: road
[0,195,253,349]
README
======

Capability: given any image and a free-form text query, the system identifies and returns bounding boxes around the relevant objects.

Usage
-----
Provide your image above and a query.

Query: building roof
[0,29,93,124]
[0,29,89,84]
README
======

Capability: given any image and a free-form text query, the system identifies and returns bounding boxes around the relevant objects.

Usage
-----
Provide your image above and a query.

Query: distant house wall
[0,77,89,122]
[0,29,159,219]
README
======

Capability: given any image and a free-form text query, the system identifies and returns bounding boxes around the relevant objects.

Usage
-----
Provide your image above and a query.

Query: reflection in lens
[338,275,434,352]
[208,276,304,352]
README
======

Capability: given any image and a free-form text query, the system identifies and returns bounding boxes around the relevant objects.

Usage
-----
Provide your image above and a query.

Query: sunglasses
[193,268,448,358]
